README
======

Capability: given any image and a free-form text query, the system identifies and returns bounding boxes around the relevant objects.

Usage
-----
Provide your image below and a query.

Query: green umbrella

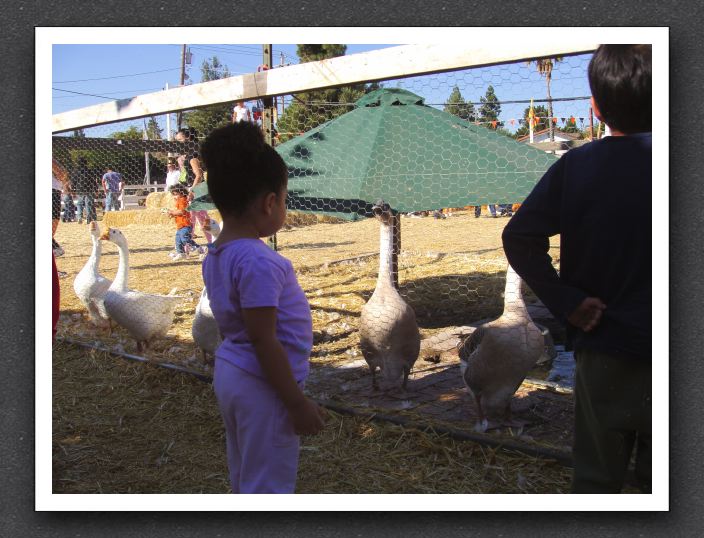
[277,88,558,220]
[186,181,213,211]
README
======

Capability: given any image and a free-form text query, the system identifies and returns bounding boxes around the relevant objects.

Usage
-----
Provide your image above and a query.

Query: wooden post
[588,106,594,141]
[262,44,278,251]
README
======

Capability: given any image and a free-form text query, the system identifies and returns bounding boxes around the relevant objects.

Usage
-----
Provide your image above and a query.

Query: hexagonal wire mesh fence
[53,51,595,390]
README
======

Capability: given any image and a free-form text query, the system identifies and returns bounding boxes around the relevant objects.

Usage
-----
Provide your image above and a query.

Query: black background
[3,1,700,536]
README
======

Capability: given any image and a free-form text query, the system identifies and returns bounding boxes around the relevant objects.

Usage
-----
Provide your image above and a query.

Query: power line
[53,87,164,99]
[52,87,126,100]
[54,67,182,84]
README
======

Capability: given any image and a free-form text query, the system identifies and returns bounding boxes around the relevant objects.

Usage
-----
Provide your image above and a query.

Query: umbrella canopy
[277,88,558,220]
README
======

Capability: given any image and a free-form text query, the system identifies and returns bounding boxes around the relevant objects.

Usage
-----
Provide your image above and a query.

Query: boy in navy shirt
[502,45,652,493]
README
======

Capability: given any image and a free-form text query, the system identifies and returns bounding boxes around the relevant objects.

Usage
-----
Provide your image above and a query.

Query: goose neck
[503,265,529,318]
[113,240,129,292]
[376,219,396,290]
[88,236,102,273]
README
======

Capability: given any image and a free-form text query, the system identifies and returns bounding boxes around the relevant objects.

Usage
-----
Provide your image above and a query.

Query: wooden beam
[52,42,598,133]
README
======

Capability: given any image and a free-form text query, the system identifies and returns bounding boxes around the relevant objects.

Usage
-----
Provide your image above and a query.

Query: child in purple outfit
[200,121,326,494]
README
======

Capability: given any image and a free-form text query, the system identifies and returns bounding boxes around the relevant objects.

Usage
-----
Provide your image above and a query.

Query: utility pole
[165,82,172,141]
[177,44,187,131]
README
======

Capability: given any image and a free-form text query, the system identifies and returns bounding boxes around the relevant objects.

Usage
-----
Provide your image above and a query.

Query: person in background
[502,44,652,494]
[52,157,68,259]
[175,127,213,244]
[498,204,513,217]
[474,203,497,218]
[101,166,123,212]
[165,157,181,188]
[199,121,326,494]
[232,100,252,123]
[166,184,205,260]
[61,182,76,222]
[70,156,98,224]
[52,252,60,337]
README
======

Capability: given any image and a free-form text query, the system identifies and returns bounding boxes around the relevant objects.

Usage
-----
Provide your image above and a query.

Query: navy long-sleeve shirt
[502,133,652,359]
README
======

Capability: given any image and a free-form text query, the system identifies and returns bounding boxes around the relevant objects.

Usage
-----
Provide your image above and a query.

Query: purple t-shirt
[202,238,312,382]
[102,171,122,192]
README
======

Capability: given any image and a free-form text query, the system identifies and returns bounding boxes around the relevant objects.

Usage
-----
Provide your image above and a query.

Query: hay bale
[145,191,173,210]
[284,211,345,229]
[103,207,221,228]
[103,209,172,227]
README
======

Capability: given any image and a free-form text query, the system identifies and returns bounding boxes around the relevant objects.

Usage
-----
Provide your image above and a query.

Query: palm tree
[529,57,563,142]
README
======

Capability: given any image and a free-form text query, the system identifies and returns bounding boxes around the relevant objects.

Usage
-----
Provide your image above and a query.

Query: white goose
[73,221,112,328]
[192,219,222,362]
[192,287,222,364]
[458,263,546,432]
[100,227,182,353]
[359,200,421,390]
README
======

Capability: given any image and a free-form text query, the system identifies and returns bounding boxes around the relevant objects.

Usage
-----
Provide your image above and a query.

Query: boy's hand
[568,297,606,332]
[287,397,327,436]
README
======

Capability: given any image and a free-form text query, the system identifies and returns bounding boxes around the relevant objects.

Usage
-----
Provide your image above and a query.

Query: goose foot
[500,418,527,436]
[474,418,489,433]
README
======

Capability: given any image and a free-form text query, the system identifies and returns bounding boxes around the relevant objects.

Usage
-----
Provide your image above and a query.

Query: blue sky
[52,43,596,136]
[52,44,396,115]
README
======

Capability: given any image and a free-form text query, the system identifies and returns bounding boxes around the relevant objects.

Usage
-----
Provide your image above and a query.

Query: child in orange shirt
[166,184,205,260]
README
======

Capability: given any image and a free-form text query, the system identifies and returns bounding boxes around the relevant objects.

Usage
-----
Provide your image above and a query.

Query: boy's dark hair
[200,121,288,217]
[588,44,651,134]
[169,184,189,196]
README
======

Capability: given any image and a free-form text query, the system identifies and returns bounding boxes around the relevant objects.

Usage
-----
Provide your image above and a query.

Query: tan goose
[73,221,112,328]
[100,228,181,353]
[458,263,546,432]
[359,200,421,390]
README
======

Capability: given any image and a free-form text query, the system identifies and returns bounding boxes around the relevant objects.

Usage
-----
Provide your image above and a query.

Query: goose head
[206,218,221,240]
[89,221,102,240]
[372,199,394,226]
[100,227,128,248]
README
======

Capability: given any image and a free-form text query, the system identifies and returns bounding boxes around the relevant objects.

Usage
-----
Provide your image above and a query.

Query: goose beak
[99,231,110,240]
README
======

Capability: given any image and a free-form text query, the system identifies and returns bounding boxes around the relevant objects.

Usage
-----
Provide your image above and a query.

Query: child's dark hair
[169,184,189,196]
[588,44,651,134]
[200,121,288,217]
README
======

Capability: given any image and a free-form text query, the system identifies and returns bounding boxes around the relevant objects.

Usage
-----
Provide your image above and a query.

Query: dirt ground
[53,209,578,493]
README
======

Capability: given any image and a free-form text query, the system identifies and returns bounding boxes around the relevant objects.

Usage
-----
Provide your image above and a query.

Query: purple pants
[213,359,301,493]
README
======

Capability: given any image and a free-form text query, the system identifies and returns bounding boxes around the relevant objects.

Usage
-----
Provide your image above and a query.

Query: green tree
[528,57,563,142]
[182,57,233,137]
[443,86,476,121]
[297,44,347,62]
[145,116,163,140]
[276,45,377,143]
[99,126,147,184]
[478,85,502,128]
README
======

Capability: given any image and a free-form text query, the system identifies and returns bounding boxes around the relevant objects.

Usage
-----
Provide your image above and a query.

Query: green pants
[571,349,652,493]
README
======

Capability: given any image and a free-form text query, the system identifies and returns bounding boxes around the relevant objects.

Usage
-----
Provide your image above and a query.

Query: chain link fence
[53,52,594,381]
